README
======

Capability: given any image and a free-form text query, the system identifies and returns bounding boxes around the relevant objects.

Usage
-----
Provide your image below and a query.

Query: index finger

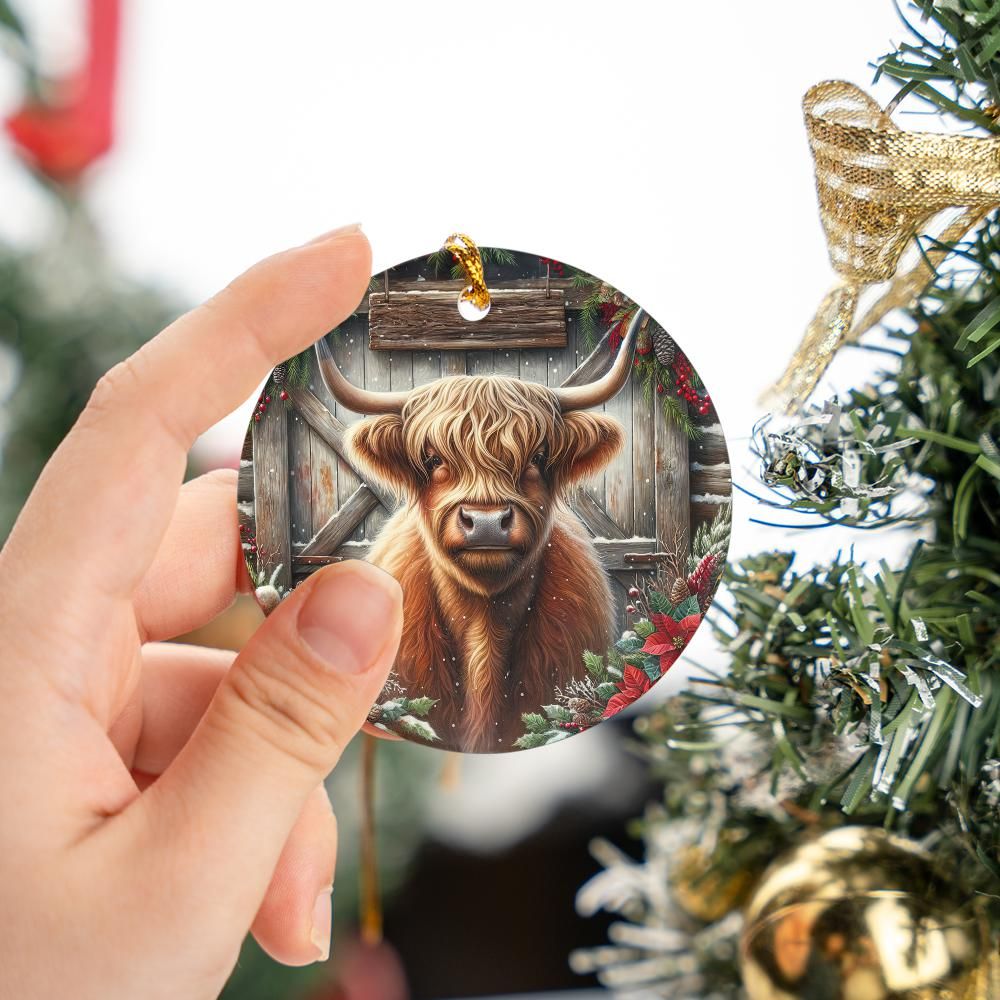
[1,226,371,607]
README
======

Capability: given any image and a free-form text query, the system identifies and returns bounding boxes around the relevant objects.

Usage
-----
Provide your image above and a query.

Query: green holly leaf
[634,618,655,638]
[513,732,550,750]
[641,657,662,682]
[671,595,701,620]
[543,704,573,722]
[595,681,619,701]
[378,699,406,722]
[397,715,439,742]
[582,650,605,678]
[648,589,671,614]
[616,635,644,653]
[402,696,436,717]
[522,712,549,734]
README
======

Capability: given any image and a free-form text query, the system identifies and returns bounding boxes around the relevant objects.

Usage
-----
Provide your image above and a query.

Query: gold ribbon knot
[768,80,1000,412]
[444,232,491,316]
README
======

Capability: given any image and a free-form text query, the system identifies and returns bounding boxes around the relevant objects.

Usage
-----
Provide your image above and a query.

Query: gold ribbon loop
[767,80,1000,412]
[444,232,491,319]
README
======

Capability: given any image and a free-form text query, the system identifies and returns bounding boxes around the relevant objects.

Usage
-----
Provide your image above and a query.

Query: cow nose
[458,505,513,547]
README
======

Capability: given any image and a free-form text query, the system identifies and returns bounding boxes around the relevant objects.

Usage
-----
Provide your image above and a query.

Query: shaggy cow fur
[346,374,624,752]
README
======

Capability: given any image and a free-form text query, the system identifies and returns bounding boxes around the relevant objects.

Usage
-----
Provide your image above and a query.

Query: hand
[0,225,403,999]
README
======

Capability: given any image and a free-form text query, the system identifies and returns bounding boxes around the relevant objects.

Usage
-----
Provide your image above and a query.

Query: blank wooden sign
[368,286,566,351]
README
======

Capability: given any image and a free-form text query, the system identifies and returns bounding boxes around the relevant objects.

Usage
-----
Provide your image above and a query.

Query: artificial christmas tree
[574,3,1000,997]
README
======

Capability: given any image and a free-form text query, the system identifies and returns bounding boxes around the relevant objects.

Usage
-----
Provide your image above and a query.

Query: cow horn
[554,307,644,412]
[314,335,410,414]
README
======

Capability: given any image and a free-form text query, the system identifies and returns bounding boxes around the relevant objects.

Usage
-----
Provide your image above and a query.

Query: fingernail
[299,563,400,673]
[310,885,333,962]
[305,223,363,246]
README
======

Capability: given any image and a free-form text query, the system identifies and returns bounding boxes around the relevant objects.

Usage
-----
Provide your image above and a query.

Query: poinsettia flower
[641,612,701,670]
[601,664,652,719]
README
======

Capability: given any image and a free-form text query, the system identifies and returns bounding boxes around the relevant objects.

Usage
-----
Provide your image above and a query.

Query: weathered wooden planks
[252,403,291,592]
[287,385,396,514]
[690,464,732,497]
[590,537,658,571]
[369,289,566,351]
[602,322,634,536]
[301,484,380,557]
[287,407,313,548]
[655,395,692,561]
[571,488,626,540]
[691,424,728,466]
[356,277,587,315]
[292,538,659,577]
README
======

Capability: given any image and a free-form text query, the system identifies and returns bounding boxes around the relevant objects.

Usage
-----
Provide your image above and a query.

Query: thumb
[140,560,401,918]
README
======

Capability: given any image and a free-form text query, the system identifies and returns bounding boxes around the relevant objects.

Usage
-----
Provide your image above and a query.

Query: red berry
[626,604,637,614]
[265,395,271,403]
[253,413,261,422]
[634,359,641,367]
[628,586,641,598]
[657,384,664,394]
[280,390,289,401]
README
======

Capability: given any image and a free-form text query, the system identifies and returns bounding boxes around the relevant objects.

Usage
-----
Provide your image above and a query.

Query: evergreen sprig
[875,0,1000,133]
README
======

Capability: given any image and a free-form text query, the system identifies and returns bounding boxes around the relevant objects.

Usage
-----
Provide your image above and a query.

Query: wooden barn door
[241,310,692,637]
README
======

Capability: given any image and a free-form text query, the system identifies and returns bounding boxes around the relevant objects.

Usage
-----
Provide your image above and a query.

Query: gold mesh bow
[767,80,1000,412]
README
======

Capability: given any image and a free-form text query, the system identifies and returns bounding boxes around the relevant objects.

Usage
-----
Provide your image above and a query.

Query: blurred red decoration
[5,0,120,181]
[310,939,410,1000]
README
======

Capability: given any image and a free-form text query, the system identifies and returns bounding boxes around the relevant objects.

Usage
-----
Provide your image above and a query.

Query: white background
[0,1,924,846]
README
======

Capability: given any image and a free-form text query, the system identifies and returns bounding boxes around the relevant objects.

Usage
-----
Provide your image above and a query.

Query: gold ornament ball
[740,826,992,1000]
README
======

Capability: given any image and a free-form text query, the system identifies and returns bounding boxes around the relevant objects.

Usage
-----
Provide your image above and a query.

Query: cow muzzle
[457,504,514,548]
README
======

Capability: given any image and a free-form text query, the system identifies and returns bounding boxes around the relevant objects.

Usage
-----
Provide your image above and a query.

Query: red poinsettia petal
[677,614,702,639]
[602,692,634,719]
[658,648,682,672]
[601,666,653,719]
[650,612,676,634]
[622,663,653,694]
[642,633,675,656]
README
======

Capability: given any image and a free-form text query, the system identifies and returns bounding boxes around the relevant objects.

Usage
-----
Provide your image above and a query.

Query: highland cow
[315,314,641,751]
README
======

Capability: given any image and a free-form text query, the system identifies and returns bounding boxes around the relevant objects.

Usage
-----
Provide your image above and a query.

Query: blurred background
[0,2,919,998]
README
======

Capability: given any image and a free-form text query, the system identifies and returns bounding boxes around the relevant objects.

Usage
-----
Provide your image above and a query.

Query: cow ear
[556,411,624,486]
[346,415,418,499]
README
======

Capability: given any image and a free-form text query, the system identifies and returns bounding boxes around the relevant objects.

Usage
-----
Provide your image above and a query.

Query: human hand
[0,225,403,999]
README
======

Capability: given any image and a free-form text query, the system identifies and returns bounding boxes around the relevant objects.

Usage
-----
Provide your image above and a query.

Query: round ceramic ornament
[239,236,732,753]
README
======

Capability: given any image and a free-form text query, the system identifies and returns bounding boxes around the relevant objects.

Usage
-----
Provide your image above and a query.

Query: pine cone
[572,713,592,728]
[367,704,383,725]
[670,577,691,604]
[568,698,591,714]
[653,325,677,367]
[271,362,288,386]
